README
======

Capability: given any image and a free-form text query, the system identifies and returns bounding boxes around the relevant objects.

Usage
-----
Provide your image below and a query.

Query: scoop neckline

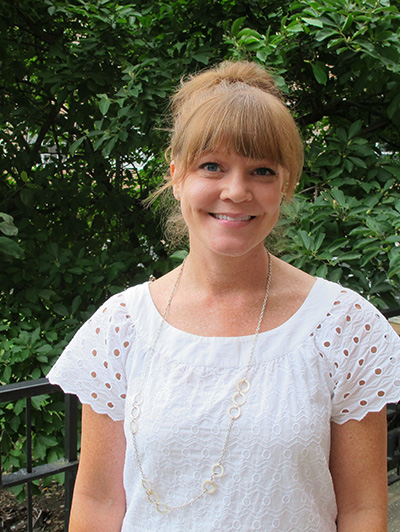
[143,276,340,342]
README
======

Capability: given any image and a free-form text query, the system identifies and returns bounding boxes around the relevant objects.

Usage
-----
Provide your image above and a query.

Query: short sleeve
[47,291,135,421]
[321,290,400,424]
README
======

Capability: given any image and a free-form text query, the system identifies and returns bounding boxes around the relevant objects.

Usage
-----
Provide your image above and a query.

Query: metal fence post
[64,393,79,531]
[0,379,80,531]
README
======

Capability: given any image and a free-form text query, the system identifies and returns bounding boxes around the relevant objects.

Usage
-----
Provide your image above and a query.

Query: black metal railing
[383,307,400,485]
[388,401,400,485]
[0,378,79,532]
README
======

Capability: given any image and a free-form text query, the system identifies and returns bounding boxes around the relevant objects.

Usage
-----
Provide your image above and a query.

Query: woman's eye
[254,167,276,176]
[200,162,220,172]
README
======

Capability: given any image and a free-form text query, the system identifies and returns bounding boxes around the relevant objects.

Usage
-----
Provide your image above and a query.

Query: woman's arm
[330,408,388,532]
[69,404,127,532]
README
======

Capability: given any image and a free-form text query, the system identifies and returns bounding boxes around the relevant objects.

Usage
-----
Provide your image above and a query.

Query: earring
[174,192,180,200]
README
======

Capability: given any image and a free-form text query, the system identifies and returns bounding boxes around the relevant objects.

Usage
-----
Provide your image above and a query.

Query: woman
[48,61,400,531]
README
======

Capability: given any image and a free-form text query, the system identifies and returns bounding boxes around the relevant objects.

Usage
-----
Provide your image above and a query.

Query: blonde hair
[153,61,304,245]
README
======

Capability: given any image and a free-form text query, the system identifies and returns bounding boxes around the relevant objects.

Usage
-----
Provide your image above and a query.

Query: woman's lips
[211,213,255,221]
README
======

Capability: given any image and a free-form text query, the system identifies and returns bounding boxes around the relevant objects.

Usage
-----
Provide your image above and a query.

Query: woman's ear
[173,186,180,200]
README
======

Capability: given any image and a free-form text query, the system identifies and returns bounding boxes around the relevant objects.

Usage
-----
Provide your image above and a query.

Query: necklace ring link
[202,480,217,494]
[228,405,242,419]
[236,378,250,393]
[232,390,247,406]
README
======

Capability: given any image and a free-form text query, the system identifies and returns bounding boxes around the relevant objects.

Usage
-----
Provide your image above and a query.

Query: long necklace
[130,251,272,514]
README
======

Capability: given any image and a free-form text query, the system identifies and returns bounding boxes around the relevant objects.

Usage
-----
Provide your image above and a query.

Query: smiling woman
[174,150,285,259]
[159,61,303,245]
[48,60,400,532]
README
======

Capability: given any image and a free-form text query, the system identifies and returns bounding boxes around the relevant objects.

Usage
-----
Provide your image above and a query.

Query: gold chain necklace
[130,251,272,514]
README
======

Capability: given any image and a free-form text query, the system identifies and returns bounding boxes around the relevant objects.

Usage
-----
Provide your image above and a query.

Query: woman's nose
[219,173,252,203]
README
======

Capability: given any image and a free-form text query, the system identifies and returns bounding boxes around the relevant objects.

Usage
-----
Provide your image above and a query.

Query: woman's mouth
[211,214,255,221]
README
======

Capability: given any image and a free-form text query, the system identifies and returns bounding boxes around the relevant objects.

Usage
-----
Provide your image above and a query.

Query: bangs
[171,83,302,184]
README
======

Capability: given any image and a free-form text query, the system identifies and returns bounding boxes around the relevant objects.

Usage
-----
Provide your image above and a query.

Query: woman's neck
[181,245,271,296]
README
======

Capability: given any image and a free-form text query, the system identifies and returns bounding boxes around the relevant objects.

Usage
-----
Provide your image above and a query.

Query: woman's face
[172,149,286,259]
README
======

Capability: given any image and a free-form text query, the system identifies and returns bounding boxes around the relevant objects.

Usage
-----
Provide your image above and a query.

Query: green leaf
[170,249,188,261]
[31,395,50,409]
[0,212,15,225]
[0,218,18,236]
[329,268,343,283]
[313,232,325,251]
[53,473,65,485]
[37,344,53,354]
[99,97,111,116]
[388,92,400,119]
[10,415,21,432]
[286,23,304,34]
[315,28,339,42]
[32,368,42,380]
[330,188,347,207]
[384,235,400,244]
[337,252,361,261]
[302,17,324,28]
[298,230,313,250]
[231,17,246,37]
[328,168,344,180]
[237,28,262,40]
[360,249,382,267]
[102,136,118,157]
[311,63,327,85]
[342,14,353,32]
[348,120,362,139]
[20,188,34,207]
[14,399,25,416]
[192,52,209,65]
[53,303,69,316]
[69,136,85,155]
[316,263,328,278]
[327,239,349,253]
[0,236,24,259]
[348,156,367,168]
[71,295,82,314]
[38,289,56,300]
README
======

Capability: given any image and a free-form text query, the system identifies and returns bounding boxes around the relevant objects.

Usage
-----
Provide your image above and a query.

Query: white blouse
[48,278,400,532]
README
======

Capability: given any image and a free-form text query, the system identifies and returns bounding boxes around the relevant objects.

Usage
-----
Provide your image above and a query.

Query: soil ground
[0,482,64,532]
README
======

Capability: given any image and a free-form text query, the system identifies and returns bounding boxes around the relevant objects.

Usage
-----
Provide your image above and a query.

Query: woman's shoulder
[99,280,152,316]
[307,278,400,355]
[273,257,389,329]
[271,265,399,354]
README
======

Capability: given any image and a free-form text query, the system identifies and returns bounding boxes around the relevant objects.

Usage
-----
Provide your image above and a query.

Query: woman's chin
[193,238,266,260]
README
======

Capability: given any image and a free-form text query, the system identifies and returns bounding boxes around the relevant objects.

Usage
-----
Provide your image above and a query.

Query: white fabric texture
[48,277,400,532]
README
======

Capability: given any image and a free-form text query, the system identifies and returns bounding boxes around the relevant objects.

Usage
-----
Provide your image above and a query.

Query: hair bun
[212,61,283,100]
[172,61,282,116]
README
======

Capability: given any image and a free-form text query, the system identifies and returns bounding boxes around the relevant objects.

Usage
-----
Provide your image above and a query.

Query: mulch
[0,482,65,532]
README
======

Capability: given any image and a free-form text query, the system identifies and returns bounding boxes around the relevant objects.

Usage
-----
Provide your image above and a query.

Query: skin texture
[68,405,126,532]
[173,150,286,260]
[330,409,388,532]
[69,149,389,530]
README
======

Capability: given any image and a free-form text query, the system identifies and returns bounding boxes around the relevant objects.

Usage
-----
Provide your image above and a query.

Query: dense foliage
[1,0,399,497]
[229,0,400,306]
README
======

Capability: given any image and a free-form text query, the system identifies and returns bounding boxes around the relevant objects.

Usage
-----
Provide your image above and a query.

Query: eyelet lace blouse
[48,277,400,532]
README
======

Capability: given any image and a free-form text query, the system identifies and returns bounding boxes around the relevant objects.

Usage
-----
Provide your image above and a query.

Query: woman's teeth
[212,214,253,221]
